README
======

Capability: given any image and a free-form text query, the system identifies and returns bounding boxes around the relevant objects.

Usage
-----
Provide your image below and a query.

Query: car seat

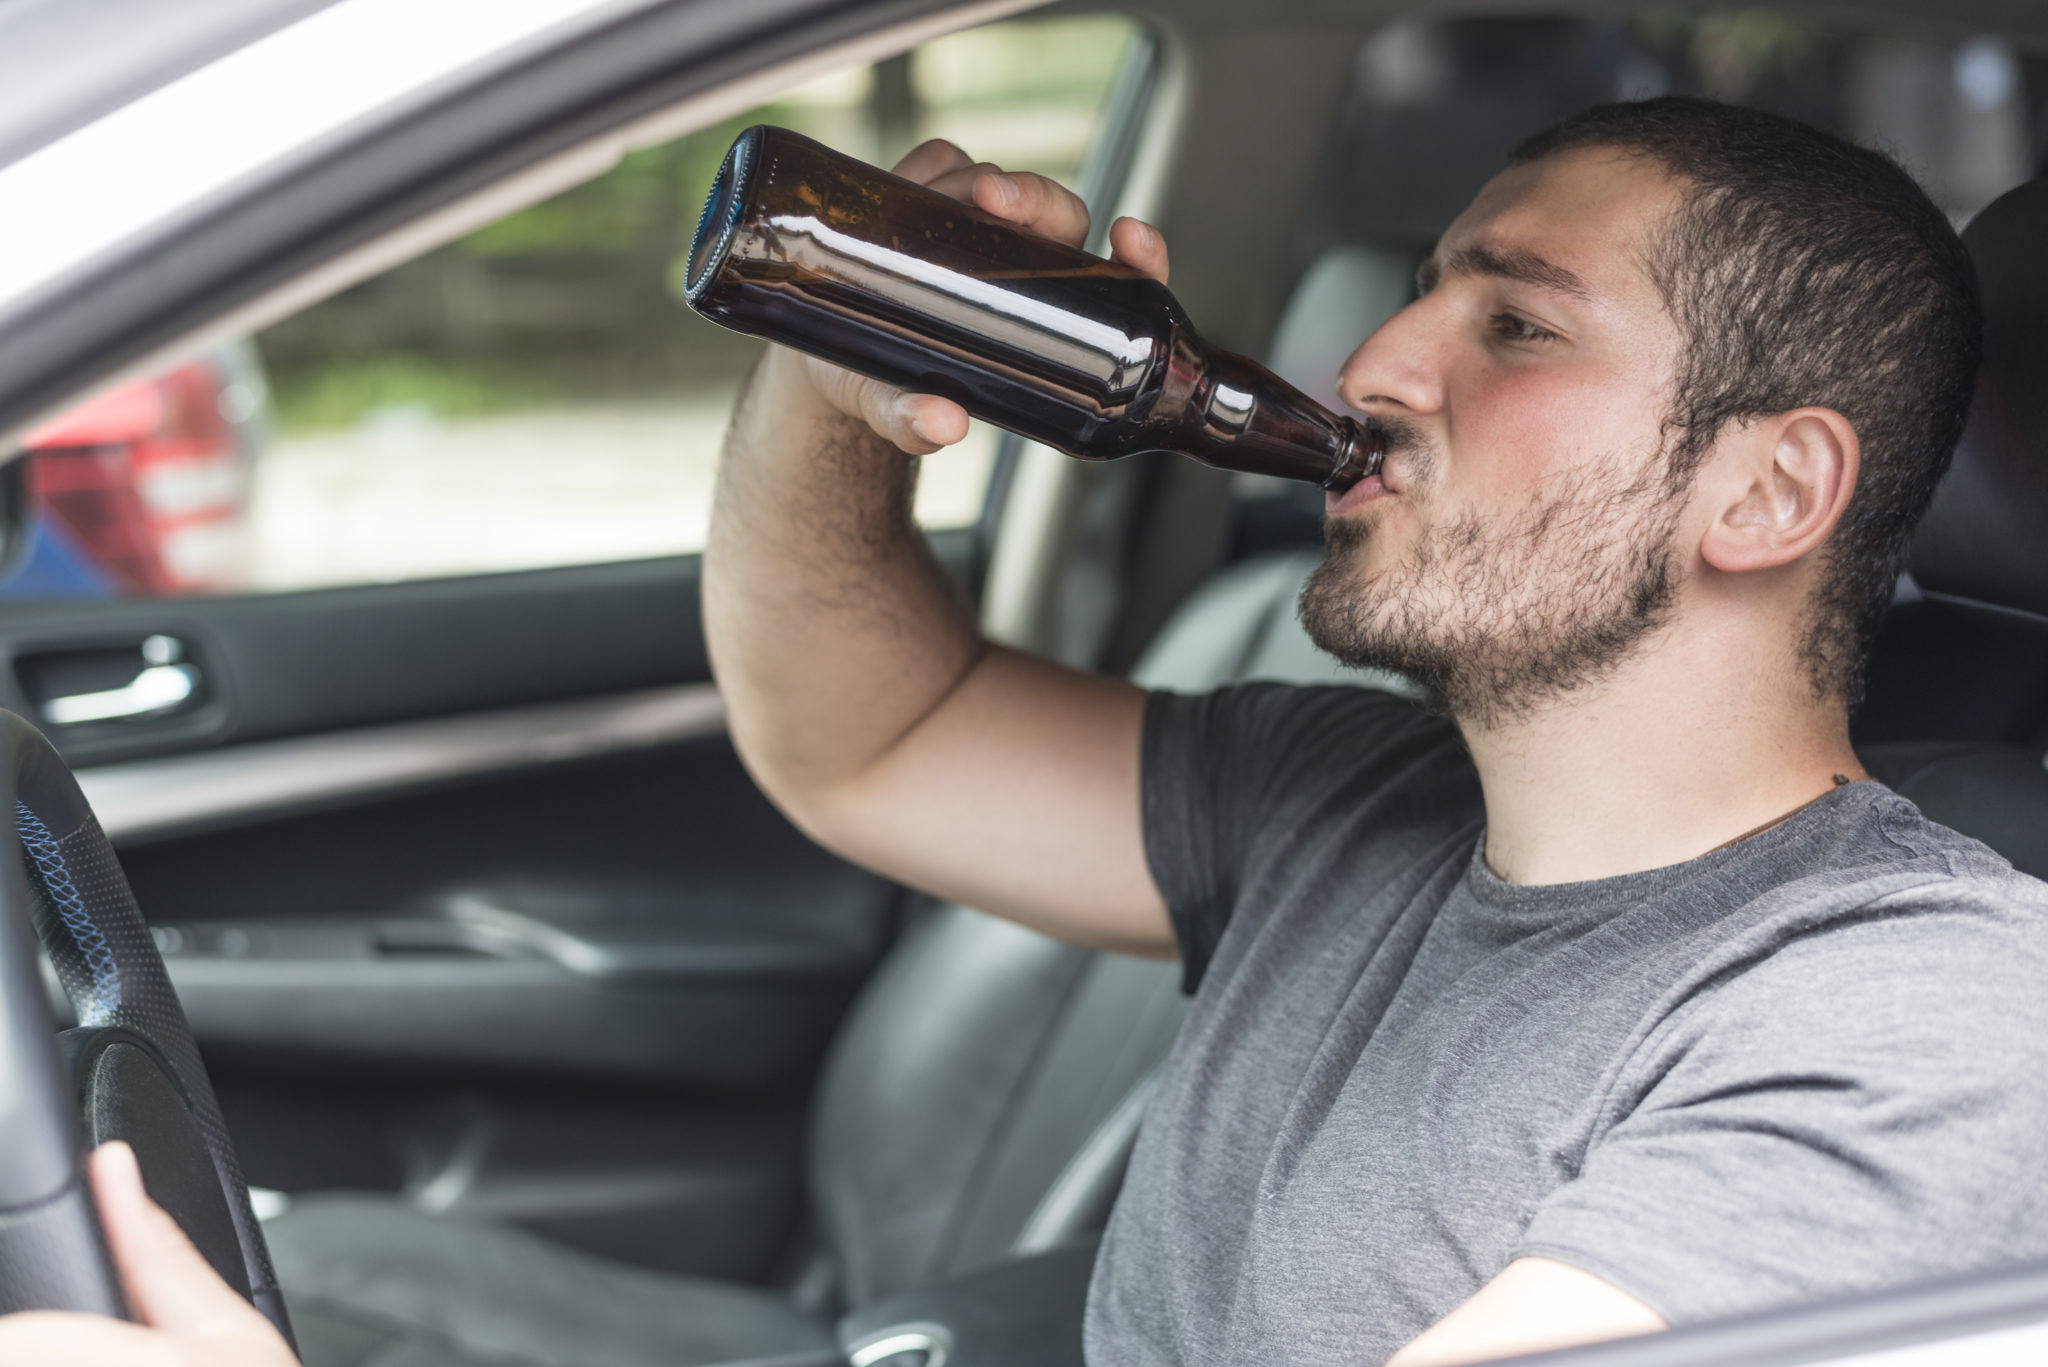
[1859,174,2048,876]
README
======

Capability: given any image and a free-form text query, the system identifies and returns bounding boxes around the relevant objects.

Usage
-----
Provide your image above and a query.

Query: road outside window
[1,15,1140,601]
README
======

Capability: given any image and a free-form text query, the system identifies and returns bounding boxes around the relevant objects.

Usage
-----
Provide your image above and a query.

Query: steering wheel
[0,710,293,1344]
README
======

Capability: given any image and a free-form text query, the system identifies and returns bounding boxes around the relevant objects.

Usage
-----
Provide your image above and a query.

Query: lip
[1326,471,1392,516]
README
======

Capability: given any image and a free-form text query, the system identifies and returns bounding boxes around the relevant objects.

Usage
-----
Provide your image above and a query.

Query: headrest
[1909,177,2048,621]
[1266,244,1419,415]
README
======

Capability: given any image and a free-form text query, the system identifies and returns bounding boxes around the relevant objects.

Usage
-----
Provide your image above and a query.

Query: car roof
[4,0,2044,174]
[0,0,341,171]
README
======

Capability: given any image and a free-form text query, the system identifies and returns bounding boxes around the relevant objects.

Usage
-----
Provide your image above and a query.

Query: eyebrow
[1417,243,1592,302]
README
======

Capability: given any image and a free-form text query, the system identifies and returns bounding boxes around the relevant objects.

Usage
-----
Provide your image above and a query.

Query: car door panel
[1,533,981,1280]
[77,704,897,1283]
[1,530,974,763]
[96,707,914,1286]
[72,682,727,844]
[0,553,694,766]
[118,734,895,1085]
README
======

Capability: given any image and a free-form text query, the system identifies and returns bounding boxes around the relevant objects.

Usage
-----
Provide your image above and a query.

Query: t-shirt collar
[1460,779,1882,920]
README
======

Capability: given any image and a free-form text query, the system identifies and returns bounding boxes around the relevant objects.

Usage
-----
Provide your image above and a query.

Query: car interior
[0,2,2045,1366]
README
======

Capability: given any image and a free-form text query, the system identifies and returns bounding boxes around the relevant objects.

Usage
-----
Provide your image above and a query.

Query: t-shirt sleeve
[1142,683,1425,993]
[1515,889,2048,1324]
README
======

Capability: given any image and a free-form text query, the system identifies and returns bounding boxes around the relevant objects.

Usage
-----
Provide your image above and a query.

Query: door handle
[41,635,198,726]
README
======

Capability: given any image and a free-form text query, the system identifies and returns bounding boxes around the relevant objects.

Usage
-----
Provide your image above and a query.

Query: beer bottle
[683,125,1381,491]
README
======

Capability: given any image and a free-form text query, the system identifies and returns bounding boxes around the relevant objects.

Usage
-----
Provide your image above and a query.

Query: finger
[903,394,970,451]
[973,171,1090,247]
[850,374,968,454]
[801,359,968,455]
[924,161,1005,207]
[0,1311,185,1366]
[1108,217,1170,284]
[925,166,1091,247]
[891,138,972,185]
[89,1143,274,1343]
[800,361,915,447]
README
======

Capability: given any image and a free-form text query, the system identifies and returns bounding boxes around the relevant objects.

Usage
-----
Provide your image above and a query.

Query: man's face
[1301,148,1695,726]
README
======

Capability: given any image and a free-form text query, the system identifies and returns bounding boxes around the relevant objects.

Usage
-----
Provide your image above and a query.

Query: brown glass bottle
[683,125,1380,491]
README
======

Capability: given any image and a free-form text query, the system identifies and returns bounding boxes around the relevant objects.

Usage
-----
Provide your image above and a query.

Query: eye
[1489,312,1558,345]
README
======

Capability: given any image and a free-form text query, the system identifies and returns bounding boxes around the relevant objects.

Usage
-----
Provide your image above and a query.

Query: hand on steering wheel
[0,714,296,1358]
[0,1143,297,1365]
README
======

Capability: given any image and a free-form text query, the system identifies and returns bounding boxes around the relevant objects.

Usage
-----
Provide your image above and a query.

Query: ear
[1698,408,1859,575]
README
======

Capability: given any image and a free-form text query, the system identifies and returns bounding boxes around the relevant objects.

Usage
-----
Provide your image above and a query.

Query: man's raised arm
[701,140,1174,958]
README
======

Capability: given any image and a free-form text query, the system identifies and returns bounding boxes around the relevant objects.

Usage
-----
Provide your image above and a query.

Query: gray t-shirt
[1086,683,2048,1367]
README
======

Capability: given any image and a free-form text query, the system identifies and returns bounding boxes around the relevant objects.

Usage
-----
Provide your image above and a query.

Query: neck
[1460,620,1864,886]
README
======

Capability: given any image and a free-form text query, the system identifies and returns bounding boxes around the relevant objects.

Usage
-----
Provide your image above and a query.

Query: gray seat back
[1866,174,2048,879]
[805,905,1178,1305]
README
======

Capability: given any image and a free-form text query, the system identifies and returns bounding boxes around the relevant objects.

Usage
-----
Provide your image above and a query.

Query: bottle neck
[1166,341,1380,490]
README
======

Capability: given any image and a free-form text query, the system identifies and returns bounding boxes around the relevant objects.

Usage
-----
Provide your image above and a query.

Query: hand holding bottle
[756,137,1172,457]
[692,126,1377,488]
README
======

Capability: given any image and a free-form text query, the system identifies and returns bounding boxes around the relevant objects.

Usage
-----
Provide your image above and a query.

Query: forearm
[704,348,985,807]
[1387,1258,1664,1366]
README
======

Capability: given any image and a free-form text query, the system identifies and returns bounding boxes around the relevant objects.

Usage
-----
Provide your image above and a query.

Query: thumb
[89,1142,278,1343]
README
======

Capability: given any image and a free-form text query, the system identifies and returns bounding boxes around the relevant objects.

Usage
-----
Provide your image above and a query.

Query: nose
[1335,293,1446,418]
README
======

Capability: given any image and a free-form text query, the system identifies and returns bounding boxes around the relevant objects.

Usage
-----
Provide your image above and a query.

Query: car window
[1,14,1141,601]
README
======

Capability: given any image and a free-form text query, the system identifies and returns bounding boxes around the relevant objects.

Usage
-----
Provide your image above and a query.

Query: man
[707,94,2048,1365]
[5,95,2045,1367]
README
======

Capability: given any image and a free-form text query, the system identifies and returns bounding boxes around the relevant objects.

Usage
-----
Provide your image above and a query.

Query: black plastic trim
[0,556,705,765]
[0,528,978,768]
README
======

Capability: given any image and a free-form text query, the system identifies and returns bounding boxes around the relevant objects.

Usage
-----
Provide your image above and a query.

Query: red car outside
[15,348,261,597]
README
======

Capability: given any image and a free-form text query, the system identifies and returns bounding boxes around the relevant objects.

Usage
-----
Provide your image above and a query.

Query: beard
[1299,422,1684,729]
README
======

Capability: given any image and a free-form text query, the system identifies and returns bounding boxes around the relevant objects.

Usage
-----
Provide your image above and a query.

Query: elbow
[721,709,867,857]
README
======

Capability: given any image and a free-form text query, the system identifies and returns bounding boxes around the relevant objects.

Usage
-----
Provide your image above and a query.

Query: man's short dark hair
[1510,95,1982,705]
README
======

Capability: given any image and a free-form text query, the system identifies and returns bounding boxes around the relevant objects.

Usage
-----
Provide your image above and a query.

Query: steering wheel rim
[0,710,292,1343]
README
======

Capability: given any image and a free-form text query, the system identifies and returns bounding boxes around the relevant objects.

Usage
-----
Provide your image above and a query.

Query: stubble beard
[1298,432,1685,730]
